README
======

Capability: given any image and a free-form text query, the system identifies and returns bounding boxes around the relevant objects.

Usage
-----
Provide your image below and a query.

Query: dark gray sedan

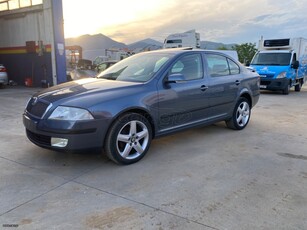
[23,48,260,164]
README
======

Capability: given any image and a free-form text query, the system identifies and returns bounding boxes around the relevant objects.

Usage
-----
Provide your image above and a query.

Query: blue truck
[250,37,307,94]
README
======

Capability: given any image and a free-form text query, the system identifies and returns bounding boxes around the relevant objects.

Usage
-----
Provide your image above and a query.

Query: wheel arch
[108,107,156,139]
[239,91,252,107]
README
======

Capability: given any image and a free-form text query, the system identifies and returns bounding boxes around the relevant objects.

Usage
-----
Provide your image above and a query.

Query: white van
[163,30,200,49]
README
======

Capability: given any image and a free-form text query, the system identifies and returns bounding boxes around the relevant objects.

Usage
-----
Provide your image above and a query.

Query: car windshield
[97,53,172,82]
[251,53,291,66]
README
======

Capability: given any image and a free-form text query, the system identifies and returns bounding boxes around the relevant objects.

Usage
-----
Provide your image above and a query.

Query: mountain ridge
[65,34,237,60]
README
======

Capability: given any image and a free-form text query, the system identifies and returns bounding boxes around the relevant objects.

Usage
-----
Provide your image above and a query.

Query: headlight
[276,71,286,79]
[48,106,94,120]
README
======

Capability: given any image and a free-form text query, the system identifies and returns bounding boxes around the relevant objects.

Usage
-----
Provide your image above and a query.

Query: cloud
[64,0,307,44]
[252,14,274,22]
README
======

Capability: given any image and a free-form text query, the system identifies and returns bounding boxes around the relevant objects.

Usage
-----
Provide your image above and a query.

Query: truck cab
[250,38,307,94]
[163,30,201,49]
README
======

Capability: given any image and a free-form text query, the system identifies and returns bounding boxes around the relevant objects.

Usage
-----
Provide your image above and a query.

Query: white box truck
[163,30,201,49]
[249,37,307,94]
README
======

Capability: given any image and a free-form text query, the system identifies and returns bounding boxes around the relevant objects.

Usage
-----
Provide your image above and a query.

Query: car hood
[35,78,143,103]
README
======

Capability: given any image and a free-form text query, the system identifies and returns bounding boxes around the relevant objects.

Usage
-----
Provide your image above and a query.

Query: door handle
[235,80,240,85]
[200,85,208,91]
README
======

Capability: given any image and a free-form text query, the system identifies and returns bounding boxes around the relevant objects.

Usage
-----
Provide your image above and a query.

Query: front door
[157,53,210,132]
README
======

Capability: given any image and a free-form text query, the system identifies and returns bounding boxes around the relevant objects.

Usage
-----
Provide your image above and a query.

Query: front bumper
[23,113,109,151]
[259,78,290,91]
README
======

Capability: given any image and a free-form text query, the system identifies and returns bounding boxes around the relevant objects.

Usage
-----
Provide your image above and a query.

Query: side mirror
[291,60,299,69]
[245,61,250,66]
[165,73,186,83]
[246,67,256,72]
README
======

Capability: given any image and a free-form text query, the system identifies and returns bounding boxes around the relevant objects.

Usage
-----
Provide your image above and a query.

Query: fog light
[51,137,68,147]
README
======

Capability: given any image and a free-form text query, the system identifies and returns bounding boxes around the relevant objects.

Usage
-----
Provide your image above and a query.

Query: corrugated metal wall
[0,3,53,47]
[0,0,65,87]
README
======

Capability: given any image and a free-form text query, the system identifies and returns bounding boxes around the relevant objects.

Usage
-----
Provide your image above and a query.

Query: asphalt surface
[0,85,306,230]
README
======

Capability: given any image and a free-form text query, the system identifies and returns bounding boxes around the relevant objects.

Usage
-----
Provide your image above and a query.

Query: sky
[62,0,307,45]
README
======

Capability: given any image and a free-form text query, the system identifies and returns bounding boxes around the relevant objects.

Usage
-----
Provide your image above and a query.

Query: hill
[200,41,236,50]
[128,38,163,52]
[65,34,237,60]
[65,34,127,60]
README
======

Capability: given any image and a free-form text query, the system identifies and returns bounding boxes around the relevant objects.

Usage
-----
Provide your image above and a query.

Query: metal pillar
[51,0,66,85]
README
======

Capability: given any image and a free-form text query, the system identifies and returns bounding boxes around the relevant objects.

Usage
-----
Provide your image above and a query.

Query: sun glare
[62,0,166,39]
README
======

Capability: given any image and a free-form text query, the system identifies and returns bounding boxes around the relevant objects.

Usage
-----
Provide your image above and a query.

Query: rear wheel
[104,113,152,165]
[226,97,251,130]
[295,81,301,92]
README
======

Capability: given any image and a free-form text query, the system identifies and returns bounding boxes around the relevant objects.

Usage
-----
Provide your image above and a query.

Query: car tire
[104,113,152,165]
[282,84,290,95]
[226,97,251,130]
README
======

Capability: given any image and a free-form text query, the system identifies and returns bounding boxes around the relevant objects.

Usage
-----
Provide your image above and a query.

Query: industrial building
[0,0,66,87]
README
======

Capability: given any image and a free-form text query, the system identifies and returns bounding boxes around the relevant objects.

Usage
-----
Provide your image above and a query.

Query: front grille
[260,81,270,86]
[26,98,50,118]
[26,129,51,146]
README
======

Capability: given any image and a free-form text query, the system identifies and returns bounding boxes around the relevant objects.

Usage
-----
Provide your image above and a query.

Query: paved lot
[0,85,307,230]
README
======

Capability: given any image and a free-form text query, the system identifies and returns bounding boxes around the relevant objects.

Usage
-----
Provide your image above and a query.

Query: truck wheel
[282,84,290,95]
[226,97,251,130]
[104,113,152,165]
[295,82,301,92]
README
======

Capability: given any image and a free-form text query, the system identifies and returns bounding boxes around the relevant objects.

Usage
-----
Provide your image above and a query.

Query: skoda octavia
[23,48,260,164]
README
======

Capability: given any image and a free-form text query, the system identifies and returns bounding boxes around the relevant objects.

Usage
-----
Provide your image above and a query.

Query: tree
[233,43,257,65]
[217,45,228,50]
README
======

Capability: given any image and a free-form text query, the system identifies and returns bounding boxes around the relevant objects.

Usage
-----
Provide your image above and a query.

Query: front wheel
[104,113,152,165]
[226,97,251,130]
[282,83,290,95]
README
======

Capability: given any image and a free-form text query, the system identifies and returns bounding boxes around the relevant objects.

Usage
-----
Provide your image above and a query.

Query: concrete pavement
[0,86,306,229]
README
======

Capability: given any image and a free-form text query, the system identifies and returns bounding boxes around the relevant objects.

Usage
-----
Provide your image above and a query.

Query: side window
[171,61,184,73]
[228,58,240,75]
[170,54,203,80]
[206,54,230,77]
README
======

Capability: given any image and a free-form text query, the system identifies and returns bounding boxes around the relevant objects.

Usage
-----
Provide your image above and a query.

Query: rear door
[204,53,242,116]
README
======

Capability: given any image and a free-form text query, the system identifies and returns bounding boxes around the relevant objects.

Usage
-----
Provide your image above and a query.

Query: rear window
[206,54,240,77]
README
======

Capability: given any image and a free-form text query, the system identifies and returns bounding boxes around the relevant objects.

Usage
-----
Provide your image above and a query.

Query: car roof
[146,47,194,54]
[145,47,232,55]
[100,60,118,63]
[145,48,239,62]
